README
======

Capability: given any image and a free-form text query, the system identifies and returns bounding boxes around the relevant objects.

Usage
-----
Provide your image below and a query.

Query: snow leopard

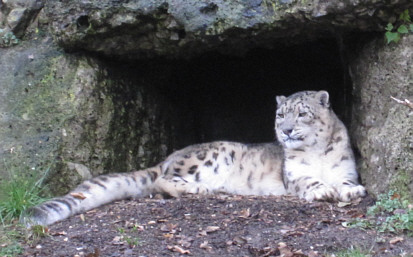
[22,90,366,227]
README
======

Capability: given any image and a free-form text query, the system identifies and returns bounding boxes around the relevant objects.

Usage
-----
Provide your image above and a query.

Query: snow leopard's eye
[277,113,284,119]
[298,112,307,117]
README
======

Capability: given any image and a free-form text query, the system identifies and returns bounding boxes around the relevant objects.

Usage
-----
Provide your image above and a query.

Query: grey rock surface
[44,0,413,59]
[350,35,413,199]
[0,37,172,194]
[0,0,43,37]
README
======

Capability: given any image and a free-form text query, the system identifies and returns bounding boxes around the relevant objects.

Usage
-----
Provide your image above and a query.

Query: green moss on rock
[389,169,413,202]
[1,37,174,196]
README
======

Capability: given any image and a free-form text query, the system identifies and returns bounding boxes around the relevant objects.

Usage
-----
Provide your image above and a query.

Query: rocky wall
[0,38,173,195]
[350,35,413,200]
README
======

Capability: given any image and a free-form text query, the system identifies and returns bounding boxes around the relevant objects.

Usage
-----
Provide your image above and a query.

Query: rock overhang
[45,0,413,60]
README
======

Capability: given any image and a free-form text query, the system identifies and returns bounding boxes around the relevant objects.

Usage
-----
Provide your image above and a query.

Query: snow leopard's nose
[283,129,293,136]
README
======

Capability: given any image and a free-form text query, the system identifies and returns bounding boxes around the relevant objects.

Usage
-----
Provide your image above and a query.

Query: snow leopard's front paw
[304,185,338,202]
[187,184,211,195]
[337,184,366,202]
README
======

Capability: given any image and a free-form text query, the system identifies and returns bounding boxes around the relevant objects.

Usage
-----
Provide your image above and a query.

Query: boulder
[350,34,413,200]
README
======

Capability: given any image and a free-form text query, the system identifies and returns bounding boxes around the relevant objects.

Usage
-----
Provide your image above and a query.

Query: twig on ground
[390,96,413,109]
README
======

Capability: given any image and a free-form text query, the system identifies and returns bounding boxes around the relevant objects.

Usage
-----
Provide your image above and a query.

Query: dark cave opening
[158,38,350,149]
[107,36,354,152]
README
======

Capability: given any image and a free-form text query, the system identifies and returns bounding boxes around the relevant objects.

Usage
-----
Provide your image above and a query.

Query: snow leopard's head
[275,90,333,150]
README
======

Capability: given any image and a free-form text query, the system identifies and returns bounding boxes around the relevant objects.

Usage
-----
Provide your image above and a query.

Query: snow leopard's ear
[276,95,286,107]
[316,91,330,108]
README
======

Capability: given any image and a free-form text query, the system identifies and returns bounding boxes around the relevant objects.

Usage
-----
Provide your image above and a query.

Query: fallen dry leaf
[391,192,401,200]
[389,236,404,244]
[278,242,294,257]
[136,225,145,231]
[205,226,220,233]
[200,241,212,250]
[233,236,247,245]
[163,233,174,239]
[70,192,86,200]
[52,231,67,236]
[292,249,306,256]
[239,208,251,218]
[160,223,178,233]
[261,246,280,257]
[167,245,190,254]
[112,236,121,242]
[198,230,208,236]
[350,212,364,219]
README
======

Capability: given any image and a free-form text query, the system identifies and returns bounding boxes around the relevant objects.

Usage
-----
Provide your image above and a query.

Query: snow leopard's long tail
[21,167,161,227]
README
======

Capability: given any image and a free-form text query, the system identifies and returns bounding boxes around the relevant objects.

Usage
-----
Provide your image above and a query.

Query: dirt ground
[20,195,413,257]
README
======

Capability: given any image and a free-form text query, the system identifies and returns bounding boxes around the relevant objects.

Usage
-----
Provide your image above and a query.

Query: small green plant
[329,247,371,257]
[350,191,413,235]
[117,225,141,247]
[0,241,23,257]
[124,235,140,248]
[24,224,49,247]
[368,191,413,234]
[0,176,46,223]
[0,160,50,224]
[0,28,19,47]
[367,191,408,215]
[0,223,49,256]
[385,9,413,44]
[0,224,24,256]
[29,225,49,238]
[0,154,52,256]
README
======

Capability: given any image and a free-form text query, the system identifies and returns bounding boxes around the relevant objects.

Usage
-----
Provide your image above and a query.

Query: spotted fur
[22,90,365,227]
[275,91,366,202]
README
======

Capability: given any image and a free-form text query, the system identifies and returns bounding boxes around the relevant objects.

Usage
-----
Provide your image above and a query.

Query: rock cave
[0,0,412,200]
[112,37,351,147]
[1,0,413,256]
